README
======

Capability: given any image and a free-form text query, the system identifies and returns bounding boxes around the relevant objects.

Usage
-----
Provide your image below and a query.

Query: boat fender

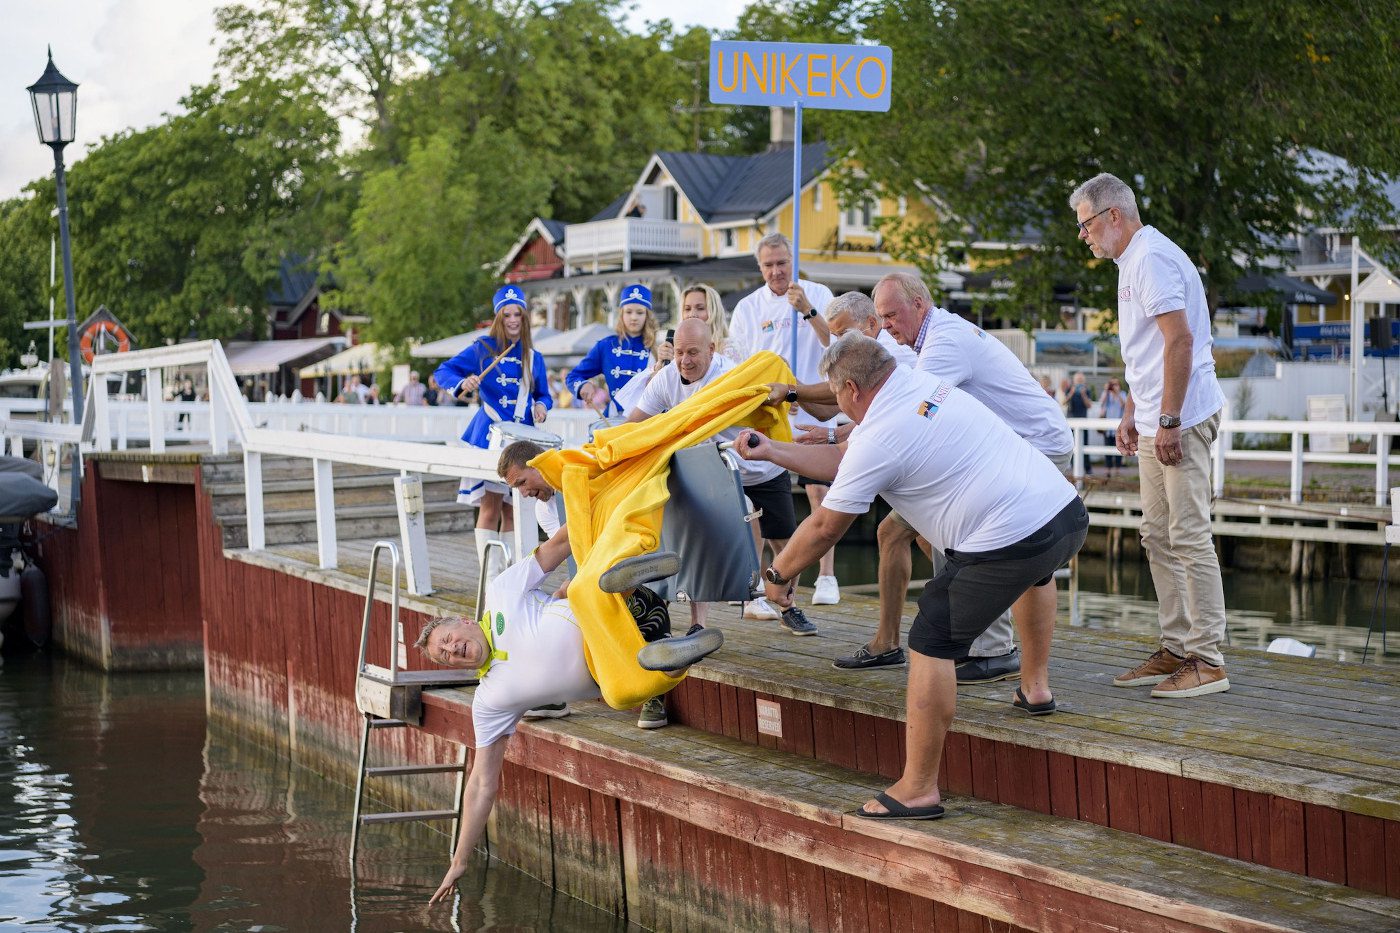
[20,562,50,649]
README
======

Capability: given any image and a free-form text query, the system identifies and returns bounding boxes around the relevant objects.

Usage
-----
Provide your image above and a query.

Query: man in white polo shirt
[737,334,1087,819]
[1071,172,1229,698]
[730,232,842,611]
[628,318,818,638]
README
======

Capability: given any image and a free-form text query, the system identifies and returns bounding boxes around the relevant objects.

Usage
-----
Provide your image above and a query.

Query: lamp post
[28,49,84,512]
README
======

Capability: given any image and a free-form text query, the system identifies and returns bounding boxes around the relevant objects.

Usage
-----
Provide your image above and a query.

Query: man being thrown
[627,318,818,637]
[418,533,721,904]
[776,276,1073,682]
[737,334,1086,818]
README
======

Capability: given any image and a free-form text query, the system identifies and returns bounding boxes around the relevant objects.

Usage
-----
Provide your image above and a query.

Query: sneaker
[637,697,668,729]
[743,597,781,621]
[1113,647,1186,687]
[812,575,841,605]
[599,550,680,594]
[955,649,1021,685]
[523,703,571,720]
[779,606,818,636]
[833,644,906,670]
[1150,655,1230,698]
[685,622,706,636]
[638,627,725,672]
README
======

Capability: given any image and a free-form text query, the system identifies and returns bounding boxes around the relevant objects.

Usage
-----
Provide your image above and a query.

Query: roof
[224,337,343,376]
[589,192,631,223]
[267,254,320,307]
[657,143,834,224]
[539,219,567,243]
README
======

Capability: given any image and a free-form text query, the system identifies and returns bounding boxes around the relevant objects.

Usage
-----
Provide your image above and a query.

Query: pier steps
[199,453,474,549]
[421,689,1400,933]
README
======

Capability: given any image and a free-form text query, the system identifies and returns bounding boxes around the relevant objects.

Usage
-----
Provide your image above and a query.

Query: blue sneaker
[779,606,818,636]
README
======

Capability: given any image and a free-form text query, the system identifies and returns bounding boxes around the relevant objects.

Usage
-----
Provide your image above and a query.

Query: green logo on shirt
[495,612,505,636]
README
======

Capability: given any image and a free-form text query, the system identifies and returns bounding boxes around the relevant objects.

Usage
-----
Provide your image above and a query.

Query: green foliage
[820,0,1400,323]
[0,197,50,366]
[329,123,551,349]
[56,77,345,346]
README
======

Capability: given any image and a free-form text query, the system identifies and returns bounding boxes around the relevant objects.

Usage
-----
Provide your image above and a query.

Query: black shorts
[795,474,830,490]
[743,472,798,540]
[908,498,1089,660]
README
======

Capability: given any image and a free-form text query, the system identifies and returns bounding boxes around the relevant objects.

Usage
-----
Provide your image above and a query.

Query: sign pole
[790,99,803,373]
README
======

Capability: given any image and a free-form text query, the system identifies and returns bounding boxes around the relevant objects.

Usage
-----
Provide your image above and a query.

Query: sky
[0,0,751,200]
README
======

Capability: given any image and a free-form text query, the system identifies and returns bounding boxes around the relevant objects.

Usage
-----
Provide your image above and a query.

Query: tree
[819,0,1400,320]
[329,123,552,349]
[54,76,344,346]
[0,197,52,366]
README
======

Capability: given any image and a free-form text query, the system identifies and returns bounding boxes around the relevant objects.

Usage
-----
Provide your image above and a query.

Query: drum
[587,417,629,443]
[487,421,562,451]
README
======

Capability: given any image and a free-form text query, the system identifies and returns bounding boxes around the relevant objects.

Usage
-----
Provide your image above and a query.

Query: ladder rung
[365,763,465,776]
[368,718,409,729]
[359,809,459,824]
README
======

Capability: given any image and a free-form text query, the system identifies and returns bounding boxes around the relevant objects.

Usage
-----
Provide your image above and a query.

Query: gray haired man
[1071,172,1228,698]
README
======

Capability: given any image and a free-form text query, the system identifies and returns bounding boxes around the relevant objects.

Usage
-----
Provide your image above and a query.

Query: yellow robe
[532,351,796,709]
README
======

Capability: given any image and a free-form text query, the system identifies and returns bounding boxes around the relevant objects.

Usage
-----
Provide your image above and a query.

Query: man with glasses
[1070,172,1229,699]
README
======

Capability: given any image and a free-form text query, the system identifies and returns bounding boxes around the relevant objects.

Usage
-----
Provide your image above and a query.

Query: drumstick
[459,342,519,398]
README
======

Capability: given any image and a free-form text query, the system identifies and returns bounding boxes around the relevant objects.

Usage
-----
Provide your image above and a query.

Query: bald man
[628,318,817,638]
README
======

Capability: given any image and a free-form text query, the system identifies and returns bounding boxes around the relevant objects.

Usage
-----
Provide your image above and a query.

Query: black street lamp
[27,48,84,511]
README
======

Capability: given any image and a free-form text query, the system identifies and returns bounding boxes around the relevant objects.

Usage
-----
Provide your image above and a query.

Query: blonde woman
[679,283,740,362]
[567,284,658,415]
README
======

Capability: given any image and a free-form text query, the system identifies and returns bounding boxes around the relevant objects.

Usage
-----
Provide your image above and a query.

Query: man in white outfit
[1071,172,1229,698]
[729,232,842,614]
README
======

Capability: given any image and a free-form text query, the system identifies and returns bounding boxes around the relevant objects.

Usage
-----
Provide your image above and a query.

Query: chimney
[768,106,794,150]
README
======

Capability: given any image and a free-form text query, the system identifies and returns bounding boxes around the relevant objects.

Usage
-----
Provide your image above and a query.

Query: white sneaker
[743,597,781,621]
[812,575,840,605]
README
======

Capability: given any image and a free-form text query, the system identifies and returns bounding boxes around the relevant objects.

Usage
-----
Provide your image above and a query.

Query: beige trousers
[1136,412,1227,666]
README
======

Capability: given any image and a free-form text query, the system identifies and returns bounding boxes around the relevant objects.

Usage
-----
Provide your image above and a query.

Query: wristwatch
[827,427,837,444]
[802,309,818,320]
[1158,413,1182,429]
[764,565,791,586]
[785,386,799,404]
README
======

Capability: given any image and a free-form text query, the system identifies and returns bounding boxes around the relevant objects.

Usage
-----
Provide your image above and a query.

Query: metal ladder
[349,541,480,865]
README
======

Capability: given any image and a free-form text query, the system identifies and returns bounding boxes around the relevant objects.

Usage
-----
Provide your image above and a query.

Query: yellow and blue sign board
[709,40,892,112]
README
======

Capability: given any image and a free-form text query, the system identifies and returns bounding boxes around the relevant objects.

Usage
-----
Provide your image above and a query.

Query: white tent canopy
[412,325,562,360]
[535,323,612,360]
[299,342,391,378]
[224,338,343,376]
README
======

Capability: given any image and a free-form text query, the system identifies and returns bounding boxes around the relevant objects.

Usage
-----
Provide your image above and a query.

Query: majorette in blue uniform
[434,285,552,504]
[566,283,656,417]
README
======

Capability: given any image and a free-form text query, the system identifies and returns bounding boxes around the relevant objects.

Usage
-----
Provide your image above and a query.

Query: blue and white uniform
[435,335,552,505]
[565,334,652,416]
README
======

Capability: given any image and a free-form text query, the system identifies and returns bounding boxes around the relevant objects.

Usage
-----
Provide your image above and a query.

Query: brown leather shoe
[1150,655,1230,698]
[1113,647,1185,687]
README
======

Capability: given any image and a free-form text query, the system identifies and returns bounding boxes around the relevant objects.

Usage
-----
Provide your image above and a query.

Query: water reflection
[834,546,1398,665]
[0,655,631,931]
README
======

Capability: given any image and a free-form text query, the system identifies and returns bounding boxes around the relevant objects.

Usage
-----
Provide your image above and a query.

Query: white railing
[0,341,610,597]
[564,218,703,270]
[1066,413,1400,506]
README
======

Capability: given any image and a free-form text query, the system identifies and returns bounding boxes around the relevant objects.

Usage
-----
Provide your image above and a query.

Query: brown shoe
[1113,647,1185,687]
[1150,655,1230,698]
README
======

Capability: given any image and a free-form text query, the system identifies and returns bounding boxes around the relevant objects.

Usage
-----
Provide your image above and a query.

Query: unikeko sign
[709,40,892,112]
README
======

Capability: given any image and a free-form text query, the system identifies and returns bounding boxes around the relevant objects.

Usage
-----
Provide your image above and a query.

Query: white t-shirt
[731,278,838,431]
[470,556,600,748]
[823,367,1076,553]
[535,496,560,537]
[914,308,1072,457]
[1114,225,1225,434]
[635,355,787,486]
[878,328,919,369]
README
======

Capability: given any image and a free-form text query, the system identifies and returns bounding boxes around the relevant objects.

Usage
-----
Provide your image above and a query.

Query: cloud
[0,0,222,199]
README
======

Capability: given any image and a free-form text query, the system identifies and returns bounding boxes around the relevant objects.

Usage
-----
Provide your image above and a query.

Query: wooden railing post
[244,450,265,551]
[396,472,434,596]
[313,457,338,569]
[146,367,165,454]
[1290,432,1304,504]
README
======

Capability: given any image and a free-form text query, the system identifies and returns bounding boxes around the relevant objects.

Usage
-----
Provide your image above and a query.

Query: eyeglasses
[1076,207,1112,233]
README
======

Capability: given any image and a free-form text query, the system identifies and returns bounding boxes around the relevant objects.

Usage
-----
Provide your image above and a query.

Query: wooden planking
[439,697,1400,933]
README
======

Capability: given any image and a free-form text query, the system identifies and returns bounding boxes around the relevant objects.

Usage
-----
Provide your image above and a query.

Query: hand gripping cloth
[532,351,796,709]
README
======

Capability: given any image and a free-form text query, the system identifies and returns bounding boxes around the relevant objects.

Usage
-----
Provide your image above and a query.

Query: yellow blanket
[532,351,796,709]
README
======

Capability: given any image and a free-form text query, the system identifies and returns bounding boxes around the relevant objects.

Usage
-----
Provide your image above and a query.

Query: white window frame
[839,195,880,240]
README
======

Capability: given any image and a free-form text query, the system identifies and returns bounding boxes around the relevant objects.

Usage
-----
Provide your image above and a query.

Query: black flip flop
[851,791,945,821]
[1012,686,1056,716]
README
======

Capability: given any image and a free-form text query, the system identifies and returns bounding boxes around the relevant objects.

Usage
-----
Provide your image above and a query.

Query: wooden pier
[34,450,1400,931]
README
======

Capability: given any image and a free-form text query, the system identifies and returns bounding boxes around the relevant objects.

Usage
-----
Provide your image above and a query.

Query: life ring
[79,320,132,364]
